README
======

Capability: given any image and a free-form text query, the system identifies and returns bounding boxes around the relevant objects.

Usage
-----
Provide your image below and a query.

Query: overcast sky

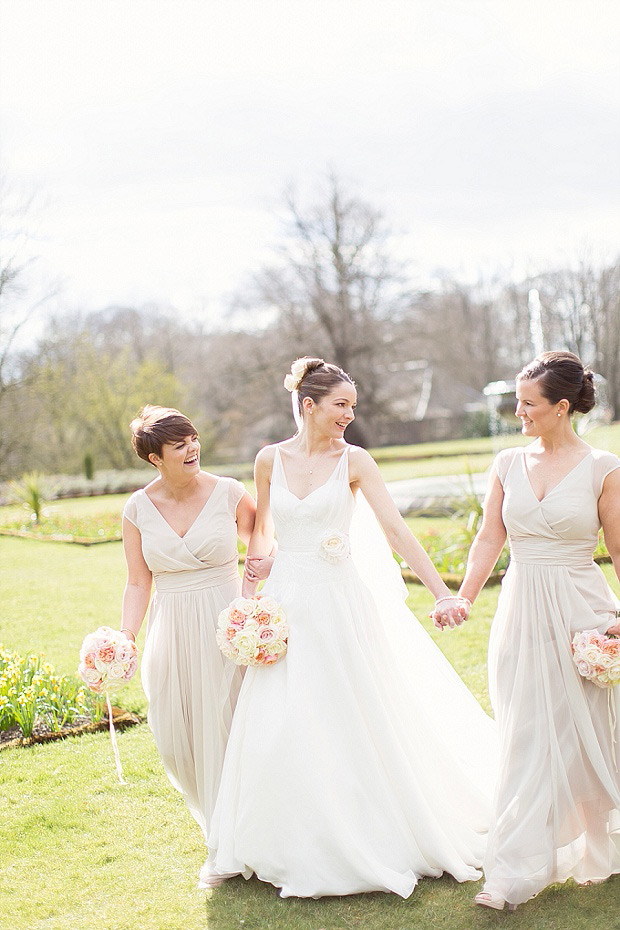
[1,0,619,327]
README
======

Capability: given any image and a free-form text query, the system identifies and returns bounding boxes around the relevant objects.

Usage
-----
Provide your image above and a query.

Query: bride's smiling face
[306,384,357,437]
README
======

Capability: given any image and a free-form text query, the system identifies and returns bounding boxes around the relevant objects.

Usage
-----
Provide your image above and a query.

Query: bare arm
[351,448,453,601]
[458,471,507,605]
[236,488,275,582]
[599,468,620,635]
[242,448,276,596]
[120,517,153,641]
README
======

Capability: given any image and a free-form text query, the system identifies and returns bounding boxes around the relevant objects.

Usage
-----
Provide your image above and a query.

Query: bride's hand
[245,556,274,582]
[606,621,620,636]
[430,596,471,631]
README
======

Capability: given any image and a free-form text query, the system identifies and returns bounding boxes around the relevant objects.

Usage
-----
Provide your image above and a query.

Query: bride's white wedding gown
[205,447,496,898]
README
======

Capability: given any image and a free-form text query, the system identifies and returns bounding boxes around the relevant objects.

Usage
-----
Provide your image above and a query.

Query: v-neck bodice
[270,446,355,554]
[497,446,620,565]
[123,477,245,591]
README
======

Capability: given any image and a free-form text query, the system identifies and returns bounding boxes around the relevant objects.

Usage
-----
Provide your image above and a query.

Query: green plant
[7,471,49,524]
[0,646,98,737]
[83,452,95,481]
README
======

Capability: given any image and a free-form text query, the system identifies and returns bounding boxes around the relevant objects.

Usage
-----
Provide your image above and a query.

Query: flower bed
[0,646,140,748]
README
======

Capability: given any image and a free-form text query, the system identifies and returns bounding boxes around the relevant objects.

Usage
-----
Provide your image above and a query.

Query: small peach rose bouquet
[217,595,288,667]
[78,626,138,782]
[571,628,620,689]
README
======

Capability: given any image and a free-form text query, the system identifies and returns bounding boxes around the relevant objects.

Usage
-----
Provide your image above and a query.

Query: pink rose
[96,645,116,664]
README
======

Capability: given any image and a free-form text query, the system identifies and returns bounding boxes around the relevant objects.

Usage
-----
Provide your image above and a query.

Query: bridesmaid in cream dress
[119,405,273,843]
[456,352,620,911]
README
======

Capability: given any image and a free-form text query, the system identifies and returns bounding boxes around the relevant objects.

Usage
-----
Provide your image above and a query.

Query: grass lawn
[1,536,620,929]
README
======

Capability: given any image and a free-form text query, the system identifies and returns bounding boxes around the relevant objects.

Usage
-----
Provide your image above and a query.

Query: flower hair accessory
[283,357,323,393]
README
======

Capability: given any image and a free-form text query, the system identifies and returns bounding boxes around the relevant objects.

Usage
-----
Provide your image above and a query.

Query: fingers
[246,556,275,581]
[431,598,471,631]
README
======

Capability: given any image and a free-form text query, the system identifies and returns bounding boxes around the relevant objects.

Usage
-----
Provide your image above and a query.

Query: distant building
[373,360,488,446]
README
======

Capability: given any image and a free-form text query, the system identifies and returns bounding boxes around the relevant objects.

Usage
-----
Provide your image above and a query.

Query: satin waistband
[153,561,240,593]
[509,537,594,567]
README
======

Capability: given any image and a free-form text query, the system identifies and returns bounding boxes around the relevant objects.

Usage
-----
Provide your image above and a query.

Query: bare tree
[0,181,58,477]
[535,254,620,417]
[240,175,413,445]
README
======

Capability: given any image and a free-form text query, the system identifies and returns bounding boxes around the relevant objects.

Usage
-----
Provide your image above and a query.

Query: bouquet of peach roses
[217,595,288,667]
[572,628,620,689]
[78,626,138,783]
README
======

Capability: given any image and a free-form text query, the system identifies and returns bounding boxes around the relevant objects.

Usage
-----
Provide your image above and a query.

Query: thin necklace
[305,443,333,480]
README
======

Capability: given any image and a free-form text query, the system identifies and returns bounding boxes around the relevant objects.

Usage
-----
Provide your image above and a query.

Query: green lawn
[1,536,619,929]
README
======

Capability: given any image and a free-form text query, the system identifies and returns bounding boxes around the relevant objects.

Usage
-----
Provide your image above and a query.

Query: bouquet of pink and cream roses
[78,626,138,694]
[78,626,138,783]
[572,628,620,689]
[217,595,288,667]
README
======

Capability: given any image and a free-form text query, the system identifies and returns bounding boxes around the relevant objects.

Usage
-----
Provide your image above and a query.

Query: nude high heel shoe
[474,890,517,912]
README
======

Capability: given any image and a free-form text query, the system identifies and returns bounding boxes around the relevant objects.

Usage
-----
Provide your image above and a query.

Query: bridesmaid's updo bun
[517,351,596,415]
[284,356,355,416]
[130,405,198,465]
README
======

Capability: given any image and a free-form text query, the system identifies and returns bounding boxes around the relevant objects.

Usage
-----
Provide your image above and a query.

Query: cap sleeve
[493,447,521,488]
[592,450,620,498]
[122,492,140,528]
[227,478,247,515]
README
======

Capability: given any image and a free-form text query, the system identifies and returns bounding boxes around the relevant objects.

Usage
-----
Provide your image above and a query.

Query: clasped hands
[242,555,274,595]
[430,595,472,631]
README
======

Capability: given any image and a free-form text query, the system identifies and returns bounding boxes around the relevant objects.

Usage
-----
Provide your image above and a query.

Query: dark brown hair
[291,357,355,415]
[130,405,198,465]
[517,351,595,414]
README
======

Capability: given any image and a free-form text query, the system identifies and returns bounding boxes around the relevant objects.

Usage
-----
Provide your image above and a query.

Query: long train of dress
[205,448,497,897]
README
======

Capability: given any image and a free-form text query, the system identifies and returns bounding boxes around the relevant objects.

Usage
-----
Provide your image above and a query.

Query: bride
[203,357,496,898]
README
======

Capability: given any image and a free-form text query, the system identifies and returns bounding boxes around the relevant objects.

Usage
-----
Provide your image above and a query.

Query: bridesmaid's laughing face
[515,378,566,437]
[155,433,201,476]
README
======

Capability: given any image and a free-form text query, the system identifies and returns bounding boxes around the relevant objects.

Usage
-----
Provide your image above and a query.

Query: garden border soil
[0,708,142,750]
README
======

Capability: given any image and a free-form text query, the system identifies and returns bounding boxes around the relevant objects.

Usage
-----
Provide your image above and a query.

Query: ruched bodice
[124,480,240,591]
[502,449,608,555]
[483,445,620,906]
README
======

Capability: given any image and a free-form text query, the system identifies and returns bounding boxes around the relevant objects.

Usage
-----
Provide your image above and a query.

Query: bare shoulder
[347,444,379,480]
[254,443,280,476]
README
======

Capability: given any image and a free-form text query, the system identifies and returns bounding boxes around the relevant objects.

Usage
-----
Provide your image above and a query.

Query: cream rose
[283,358,312,392]
[318,530,350,563]
[256,596,279,615]
[233,632,260,658]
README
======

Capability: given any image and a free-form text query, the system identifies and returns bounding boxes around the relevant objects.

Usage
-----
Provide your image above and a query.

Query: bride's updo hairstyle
[517,351,596,415]
[130,405,199,465]
[284,356,355,417]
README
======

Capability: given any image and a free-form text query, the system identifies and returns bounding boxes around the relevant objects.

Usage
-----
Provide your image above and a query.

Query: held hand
[606,622,620,636]
[430,596,471,631]
[245,556,274,582]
